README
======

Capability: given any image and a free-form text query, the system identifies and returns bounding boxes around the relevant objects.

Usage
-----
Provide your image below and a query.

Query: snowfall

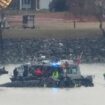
[0,64,105,105]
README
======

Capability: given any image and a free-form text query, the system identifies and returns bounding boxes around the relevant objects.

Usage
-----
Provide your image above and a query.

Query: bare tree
[67,0,105,36]
[95,0,105,37]
[66,0,86,29]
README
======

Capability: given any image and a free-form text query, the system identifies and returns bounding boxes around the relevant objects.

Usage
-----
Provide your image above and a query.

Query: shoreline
[3,28,102,39]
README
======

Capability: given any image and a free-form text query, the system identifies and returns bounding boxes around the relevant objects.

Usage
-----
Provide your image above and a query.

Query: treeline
[49,0,105,37]
[49,0,104,16]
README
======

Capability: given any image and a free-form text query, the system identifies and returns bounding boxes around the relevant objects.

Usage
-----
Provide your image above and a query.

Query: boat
[5,59,94,87]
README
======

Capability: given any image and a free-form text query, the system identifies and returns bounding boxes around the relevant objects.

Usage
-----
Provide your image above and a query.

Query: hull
[1,76,94,88]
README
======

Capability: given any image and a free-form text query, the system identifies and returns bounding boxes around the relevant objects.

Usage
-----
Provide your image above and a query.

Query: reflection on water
[52,88,60,93]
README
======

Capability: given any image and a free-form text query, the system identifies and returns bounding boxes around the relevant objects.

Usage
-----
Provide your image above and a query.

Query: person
[52,70,59,80]
[62,62,69,77]
[63,68,67,77]
[34,67,43,77]
[13,68,18,78]
[23,69,28,77]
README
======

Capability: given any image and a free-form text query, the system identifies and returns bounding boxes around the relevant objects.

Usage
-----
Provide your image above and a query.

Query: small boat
[8,60,94,88]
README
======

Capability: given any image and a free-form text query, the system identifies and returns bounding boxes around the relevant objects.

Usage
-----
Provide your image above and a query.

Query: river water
[0,64,105,105]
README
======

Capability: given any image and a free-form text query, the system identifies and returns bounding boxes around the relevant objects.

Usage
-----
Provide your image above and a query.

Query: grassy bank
[3,21,105,39]
[3,28,102,39]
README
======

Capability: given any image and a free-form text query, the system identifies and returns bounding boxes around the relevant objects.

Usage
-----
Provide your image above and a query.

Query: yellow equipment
[0,0,12,8]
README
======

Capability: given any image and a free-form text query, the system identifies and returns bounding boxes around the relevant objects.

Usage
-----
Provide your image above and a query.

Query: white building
[39,0,52,9]
[19,0,52,10]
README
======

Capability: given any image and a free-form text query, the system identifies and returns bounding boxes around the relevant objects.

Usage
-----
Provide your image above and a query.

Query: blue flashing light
[51,62,60,68]
[52,88,59,93]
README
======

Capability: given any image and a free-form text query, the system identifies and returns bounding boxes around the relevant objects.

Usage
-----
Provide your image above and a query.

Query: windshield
[67,66,78,74]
